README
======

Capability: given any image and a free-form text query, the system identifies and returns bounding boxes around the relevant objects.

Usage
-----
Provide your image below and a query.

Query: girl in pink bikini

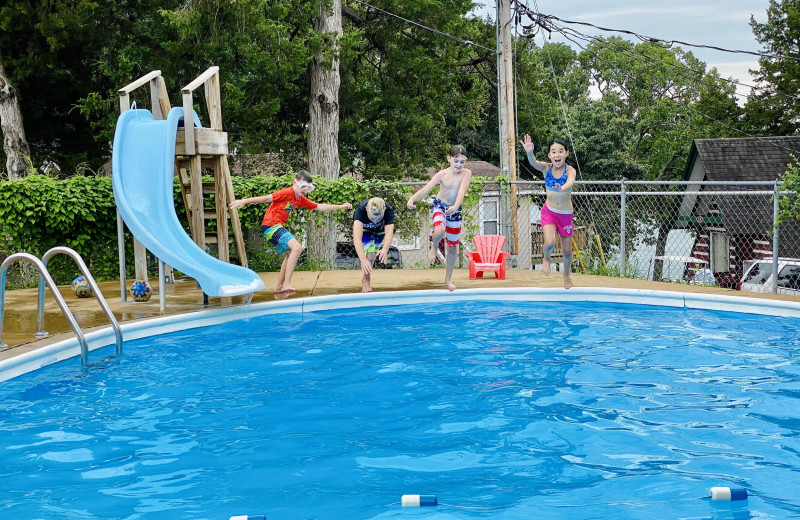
[521,135,576,289]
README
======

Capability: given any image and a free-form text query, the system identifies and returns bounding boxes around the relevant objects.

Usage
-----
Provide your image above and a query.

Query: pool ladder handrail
[0,247,123,365]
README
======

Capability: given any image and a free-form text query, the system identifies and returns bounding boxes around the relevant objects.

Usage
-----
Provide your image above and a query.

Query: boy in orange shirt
[229,170,351,293]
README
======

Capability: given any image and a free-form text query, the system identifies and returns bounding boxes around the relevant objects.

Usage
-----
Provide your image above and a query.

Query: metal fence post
[619,180,626,277]
[772,180,780,294]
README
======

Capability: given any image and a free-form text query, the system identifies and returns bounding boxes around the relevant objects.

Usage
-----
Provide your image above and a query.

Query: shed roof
[683,137,800,181]
[680,137,800,257]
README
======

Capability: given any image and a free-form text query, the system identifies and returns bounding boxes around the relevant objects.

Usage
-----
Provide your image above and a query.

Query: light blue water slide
[112,107,265,297]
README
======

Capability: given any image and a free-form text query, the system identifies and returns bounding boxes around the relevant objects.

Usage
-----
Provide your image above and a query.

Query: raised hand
[520,134,534,154]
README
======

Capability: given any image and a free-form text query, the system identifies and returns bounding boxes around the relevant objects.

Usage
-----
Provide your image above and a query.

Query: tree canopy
[0,0,791,181]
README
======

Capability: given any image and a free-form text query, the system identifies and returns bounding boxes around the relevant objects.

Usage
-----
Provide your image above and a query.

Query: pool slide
[112,107,265,297]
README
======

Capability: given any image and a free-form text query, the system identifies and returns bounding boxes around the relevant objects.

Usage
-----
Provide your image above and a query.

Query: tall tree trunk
[308,0,342,267]
[0,59,31,180]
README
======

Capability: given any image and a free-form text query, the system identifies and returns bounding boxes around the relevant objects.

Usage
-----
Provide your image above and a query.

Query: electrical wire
[524,11,800,64]
[347,0,497,54]
[516,5,800,106]
[547,21,800,110]
[556,28,800,156]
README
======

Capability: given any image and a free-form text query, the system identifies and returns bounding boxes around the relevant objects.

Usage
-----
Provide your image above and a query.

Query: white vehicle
[737,258,800,295]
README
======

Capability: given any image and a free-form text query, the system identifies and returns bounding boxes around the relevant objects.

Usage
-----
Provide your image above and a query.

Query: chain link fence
[291,180,799,294]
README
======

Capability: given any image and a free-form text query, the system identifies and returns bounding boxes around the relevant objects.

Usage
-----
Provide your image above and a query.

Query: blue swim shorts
[262,224,294,255]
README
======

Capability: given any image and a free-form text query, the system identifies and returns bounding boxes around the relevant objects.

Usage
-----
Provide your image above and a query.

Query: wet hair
[449,144,467,158]
[548,139,569,152]
[295,169,313,182]
[366,197,386,216]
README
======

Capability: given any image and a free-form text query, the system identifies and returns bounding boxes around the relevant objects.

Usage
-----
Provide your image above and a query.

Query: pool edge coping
[2,287,797,382]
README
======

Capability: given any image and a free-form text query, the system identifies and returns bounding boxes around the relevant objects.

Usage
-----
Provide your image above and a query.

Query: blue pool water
[2,300,800,519]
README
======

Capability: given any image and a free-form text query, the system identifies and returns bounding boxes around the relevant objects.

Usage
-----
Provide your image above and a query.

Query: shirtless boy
[407,145,474,291]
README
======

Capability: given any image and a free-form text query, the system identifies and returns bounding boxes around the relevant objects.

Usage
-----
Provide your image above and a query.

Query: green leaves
[0,175,119,284]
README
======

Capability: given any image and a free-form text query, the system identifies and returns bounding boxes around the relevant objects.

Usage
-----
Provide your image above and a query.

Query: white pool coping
[2,287,798,382]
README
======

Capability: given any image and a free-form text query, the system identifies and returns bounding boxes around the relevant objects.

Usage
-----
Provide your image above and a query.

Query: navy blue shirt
[353,200,395,238]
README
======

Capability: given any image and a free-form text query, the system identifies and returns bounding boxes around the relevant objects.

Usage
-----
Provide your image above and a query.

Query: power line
[557,26,800,104]
[555,29,800,156]
[347,0,497,54]
[521,10,800,64]
[515,5,800,117]
[555,25,800,119]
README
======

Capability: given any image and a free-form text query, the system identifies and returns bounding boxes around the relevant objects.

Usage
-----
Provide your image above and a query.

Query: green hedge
[0,174,490,287]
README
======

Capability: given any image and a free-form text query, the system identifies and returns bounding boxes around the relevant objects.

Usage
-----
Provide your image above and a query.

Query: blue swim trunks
[361,233,384,254]
[262,224,294,255]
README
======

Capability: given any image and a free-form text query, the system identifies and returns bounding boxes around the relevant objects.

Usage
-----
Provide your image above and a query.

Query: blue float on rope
[401,494,438,507]
[710,487,748,501]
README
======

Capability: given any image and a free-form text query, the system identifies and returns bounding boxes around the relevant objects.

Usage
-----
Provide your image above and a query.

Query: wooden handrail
[181,66,219,94]
[118,70,162,96]
[180,66,221,155]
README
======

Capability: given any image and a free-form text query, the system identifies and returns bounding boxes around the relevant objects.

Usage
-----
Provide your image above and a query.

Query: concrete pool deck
[2,267,799,364]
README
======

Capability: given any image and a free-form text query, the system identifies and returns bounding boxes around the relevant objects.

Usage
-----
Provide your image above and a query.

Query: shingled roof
[683,137,800,181]
[681,137,800,257]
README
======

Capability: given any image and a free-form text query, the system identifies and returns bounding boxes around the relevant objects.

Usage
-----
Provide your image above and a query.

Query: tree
[578,37,741,179]
[308,0,342,266]
[513,41,590,179]
[779,156,800,222]
[0,0,103,175]
[745,0,800,135]
[340,0,493,176]
[0,59,30,179]
[309,0,342,180]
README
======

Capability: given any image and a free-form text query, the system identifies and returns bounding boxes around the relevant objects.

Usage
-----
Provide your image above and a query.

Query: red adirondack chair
[465,235,510,279]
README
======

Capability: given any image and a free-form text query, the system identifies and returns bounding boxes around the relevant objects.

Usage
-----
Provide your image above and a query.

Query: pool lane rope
[393,487,800,510]
[233,487,800,517]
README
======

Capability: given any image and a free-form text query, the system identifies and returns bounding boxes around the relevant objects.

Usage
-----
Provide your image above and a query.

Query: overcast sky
[471,1,771,100]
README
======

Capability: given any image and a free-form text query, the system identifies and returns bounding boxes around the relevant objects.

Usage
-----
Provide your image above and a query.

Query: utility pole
[497,0,518,253]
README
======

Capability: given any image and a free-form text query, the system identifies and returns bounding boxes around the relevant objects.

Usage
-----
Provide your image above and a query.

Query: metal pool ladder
[0,247,123,365]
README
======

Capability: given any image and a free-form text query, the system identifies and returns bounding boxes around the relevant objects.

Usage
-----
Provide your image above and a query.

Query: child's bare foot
[542,260,551,276]
[273,285,284,294]
[280,286,297,294]
[446,280,456,291]
[361,283,372,293]
[564,276,574,289]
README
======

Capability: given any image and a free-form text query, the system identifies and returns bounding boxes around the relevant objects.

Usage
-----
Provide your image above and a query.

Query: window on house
[481,198,499,235]
[711,232,730,273]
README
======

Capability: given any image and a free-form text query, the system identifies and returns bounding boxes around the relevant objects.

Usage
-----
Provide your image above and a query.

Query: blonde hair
[366,197,386,217]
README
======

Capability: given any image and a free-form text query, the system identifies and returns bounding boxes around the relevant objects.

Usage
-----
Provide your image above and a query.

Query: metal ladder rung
[0,246,123,366]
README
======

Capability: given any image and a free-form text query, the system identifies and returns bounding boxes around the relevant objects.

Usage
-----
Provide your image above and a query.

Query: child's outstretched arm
[229,194,273,209]
[407,171,442,208]
[520,134,549,174]
[314,202,352,212]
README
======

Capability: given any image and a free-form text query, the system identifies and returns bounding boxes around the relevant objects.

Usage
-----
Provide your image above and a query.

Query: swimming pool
[2,289,800,519]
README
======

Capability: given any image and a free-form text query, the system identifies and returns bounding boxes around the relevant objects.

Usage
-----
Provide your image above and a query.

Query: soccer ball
[130,280,152,302]
[71,276,92,298]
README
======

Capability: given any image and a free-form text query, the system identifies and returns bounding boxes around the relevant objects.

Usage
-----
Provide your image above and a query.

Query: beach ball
[130,280,152,302]
[71,276,92,298]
